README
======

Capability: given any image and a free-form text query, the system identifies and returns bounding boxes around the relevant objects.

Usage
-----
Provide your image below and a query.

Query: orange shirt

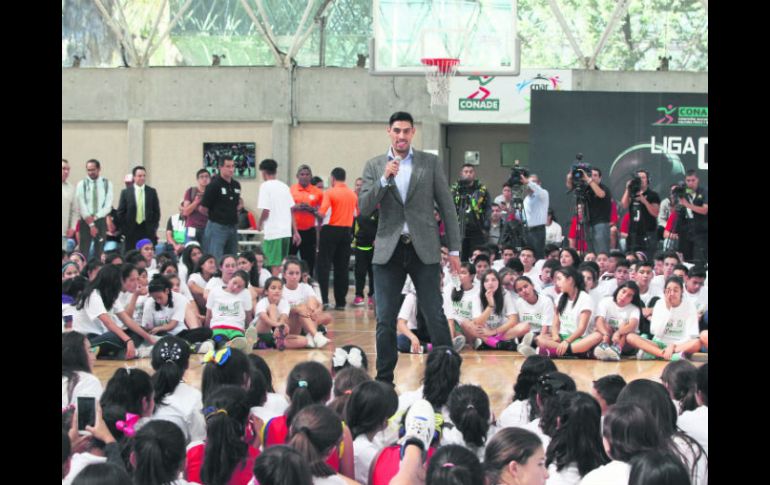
[290,183,324,231]
[319,182,358,228]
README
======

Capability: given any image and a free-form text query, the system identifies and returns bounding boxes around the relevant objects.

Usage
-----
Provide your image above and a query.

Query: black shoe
[496,340,518,351]
[334,305,346,311]
[317,324,327,334]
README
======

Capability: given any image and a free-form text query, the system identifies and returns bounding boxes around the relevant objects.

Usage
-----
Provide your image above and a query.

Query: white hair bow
[333,347,363,368]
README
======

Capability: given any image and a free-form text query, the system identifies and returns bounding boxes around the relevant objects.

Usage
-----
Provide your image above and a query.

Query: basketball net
[421,58,460,107]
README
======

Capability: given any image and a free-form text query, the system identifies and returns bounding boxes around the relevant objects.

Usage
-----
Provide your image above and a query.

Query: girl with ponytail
[288,405,354,485]
[441,385,496,461]
[185,385,260,485]
[130,420,188,485]
[150,335,206,444]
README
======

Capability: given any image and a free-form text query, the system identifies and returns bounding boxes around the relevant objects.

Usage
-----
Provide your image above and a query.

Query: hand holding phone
[77,397,96,435]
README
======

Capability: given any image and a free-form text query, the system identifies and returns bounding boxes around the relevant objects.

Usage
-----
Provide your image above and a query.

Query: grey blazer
[359,150,461,265]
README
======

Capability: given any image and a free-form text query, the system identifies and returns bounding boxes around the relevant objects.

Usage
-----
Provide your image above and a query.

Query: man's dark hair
[688,266,707,279]
[296,164,312,176]
[86,159,101,169]
[331,167,346,182]
[462,163,475,170]
[259,159,278,175]
[389,111,414,126]
[592,167,602,177]
[673,263,689,275]
[196,168,209,178]
[615,259,630,269]
[502,182,512,189]
[593,375,627,406]
[311,176,323,186]
[132,166,146,177]
[218,157,233,167]
[685,169,698,177]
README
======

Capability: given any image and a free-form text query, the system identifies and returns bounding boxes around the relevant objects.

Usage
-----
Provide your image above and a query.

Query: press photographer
[451,164,491,261]
[506,165,549,259]
[621,169,661,258]
[664,170,708,265]
[565,155,612,253]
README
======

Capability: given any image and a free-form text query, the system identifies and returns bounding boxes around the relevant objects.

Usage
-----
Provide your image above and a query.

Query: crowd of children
[63,323,708,485]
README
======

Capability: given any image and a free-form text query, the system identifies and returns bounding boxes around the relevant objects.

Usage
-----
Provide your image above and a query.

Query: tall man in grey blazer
[359,111,462,385]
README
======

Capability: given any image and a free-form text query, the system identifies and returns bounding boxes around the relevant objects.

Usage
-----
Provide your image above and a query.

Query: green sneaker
[670,352,686,361]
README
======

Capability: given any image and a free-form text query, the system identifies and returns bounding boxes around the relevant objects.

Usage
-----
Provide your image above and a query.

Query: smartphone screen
[77,397,96,432]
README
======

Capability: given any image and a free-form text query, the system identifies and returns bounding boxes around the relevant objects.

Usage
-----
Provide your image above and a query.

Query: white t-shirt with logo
[684,286,708,315]
[471,293,517,330]
[206,286,253,331]
[281,283,318,307]
[514,295,554,334]
[75,289,126,335]
[557,291,594,337]
[141,291,188,335]
[255,297,290,320]
[595,297,641,333]
[257,179,296,240]
[638,286,662,307]
[649,299,700,345]
[398,292,419,330]
[443,286,476,324]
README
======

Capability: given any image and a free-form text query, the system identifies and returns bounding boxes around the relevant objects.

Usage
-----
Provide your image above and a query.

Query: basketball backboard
[371,0,520,76]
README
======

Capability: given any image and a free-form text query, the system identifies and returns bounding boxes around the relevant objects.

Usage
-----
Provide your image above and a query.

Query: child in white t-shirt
[346,380,399,485]
[280,259,331,348]
[120,267,150,326]
[396,292,432,354]
[440,385,498,462]
[592,282,643,361]
[677,363,708,455]
[205,270,253,353]
[537,267,603,358]
[445,263,477,347]
[510,276,555,357]
[143,275,213,348]
[470,270,529,350]
[626,277,701,361]
[250,276,310,350]
[203,254,241,302]
[187,253,218,314]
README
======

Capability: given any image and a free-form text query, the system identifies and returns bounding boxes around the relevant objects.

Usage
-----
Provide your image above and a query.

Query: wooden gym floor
[92,291,700,417]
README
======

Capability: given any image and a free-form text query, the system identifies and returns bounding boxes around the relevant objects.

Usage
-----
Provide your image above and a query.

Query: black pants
[317,225,353,306]
[78,217,107,260]
[461,231,487,262]
[525,225,546,260]
[355,247,375,297]
[289,228,318,276]
[124,221,156,253]
[628,230,658,260]
[679,226,708,266]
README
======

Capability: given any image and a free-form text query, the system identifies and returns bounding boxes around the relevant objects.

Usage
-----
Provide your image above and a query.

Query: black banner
[529,91,708,228]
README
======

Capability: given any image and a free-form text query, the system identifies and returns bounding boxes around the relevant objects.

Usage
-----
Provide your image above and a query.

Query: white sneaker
[136,344,153,359]
[228,337,250,354]
[518,345,537,358]
[604,345,621,361]
[399,399,436,458]
[196,340,214,355]
[313,332,330,348]
[305,334,316,348]
[520,332,535,349]
[452,335,466,353]
[593,343,609,361]
[473,338,483,350]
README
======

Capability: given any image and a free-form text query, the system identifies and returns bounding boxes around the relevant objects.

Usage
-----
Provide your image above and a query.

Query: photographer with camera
[665,170,708,265]
[621,169,661,259]
[451,164,491,261]
[565,163,612,254]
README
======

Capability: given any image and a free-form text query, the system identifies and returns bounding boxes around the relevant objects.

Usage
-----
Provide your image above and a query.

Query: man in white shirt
[62,159,79,252]
[256,159,301,275]
[75,159,114,260]
[519,247,539,281]
[519,173,549,259]
[683,266,708,318]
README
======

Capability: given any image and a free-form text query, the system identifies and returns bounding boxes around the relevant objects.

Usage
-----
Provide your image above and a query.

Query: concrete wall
[62,67,707,238]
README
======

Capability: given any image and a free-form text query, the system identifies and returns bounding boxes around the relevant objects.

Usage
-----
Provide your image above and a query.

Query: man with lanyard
[674,170,708,266]
[621,169,660,260]
[450,164,491,261]
[75,159,113,260]
[565,166,613,254]
[289,164,324,276]
[200,157,243,262]
[519,172,549,260]
[181,168,211,245]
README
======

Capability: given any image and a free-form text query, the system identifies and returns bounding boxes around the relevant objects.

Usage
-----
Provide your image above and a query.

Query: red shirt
[568,216,588,252]
[290,183,324,231]
[620,212,630,234]
[186,443,260,485]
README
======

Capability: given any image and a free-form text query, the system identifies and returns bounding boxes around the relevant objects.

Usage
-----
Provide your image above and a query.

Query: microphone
[387,156,402,187]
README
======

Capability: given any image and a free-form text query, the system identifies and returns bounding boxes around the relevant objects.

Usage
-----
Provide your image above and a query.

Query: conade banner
[528,91,708,227]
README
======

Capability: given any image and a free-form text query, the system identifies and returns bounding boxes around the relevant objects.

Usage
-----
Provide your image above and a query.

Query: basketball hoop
[421,57,460,107]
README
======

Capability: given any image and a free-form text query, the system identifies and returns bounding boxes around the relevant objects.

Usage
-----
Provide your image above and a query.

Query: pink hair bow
[116,413,140,437]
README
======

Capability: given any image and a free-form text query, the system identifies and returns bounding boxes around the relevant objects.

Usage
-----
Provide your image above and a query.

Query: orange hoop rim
[420,57,460,74]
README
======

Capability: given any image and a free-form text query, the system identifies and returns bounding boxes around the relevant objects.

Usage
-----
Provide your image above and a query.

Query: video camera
[671,181,687,200]
[628,175,643,196]
[570,154,592,198]
[507,161,530,187]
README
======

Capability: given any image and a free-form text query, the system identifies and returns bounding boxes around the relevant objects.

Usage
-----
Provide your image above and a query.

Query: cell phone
[63,314,74,330]
[77,397,96,435]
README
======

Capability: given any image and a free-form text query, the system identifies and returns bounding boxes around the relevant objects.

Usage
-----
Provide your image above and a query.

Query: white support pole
[91,0,138,66]
[285,1,316,64]
[547,0,587,68]
[112,0,142,66]
[289,0,335,63]
[139,0,169,67]
[240,0,285,66]
[143,0,195,66]
[588,0,633,70]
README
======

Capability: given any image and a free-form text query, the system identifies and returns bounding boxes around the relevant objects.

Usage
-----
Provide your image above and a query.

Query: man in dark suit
[116,165,161,251]
[359,111,462,385]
